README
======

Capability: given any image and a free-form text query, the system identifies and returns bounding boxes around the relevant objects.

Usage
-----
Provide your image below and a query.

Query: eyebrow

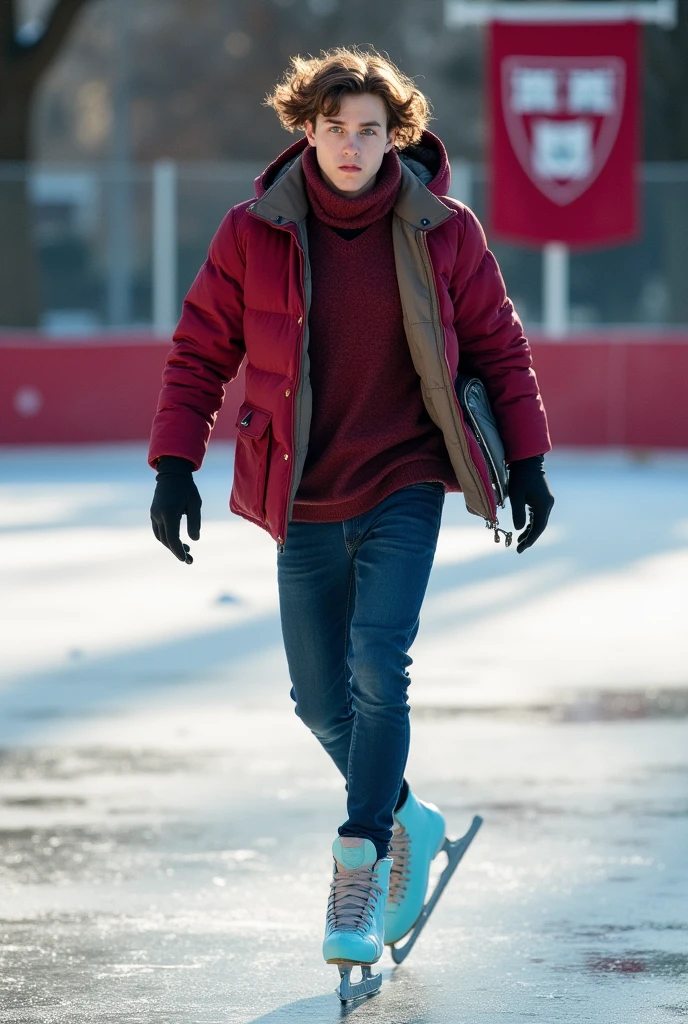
[323,118,382,127]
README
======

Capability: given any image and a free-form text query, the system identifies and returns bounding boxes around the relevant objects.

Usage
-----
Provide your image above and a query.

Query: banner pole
[543,242,569,339]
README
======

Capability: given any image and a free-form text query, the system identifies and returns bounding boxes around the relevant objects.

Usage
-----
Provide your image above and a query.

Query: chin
[332,172,371,195]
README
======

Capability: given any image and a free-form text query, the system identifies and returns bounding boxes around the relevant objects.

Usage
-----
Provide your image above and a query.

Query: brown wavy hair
[264,45,432,150]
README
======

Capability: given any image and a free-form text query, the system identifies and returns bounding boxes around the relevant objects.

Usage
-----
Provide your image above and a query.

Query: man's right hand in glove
[150,456,201,564]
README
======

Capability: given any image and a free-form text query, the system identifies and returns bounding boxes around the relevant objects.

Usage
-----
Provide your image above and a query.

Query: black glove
[508,455,554,554]
[150,456,201,564]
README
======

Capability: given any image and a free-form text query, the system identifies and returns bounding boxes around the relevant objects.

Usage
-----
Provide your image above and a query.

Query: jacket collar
[249,154,455,232]
[394,160,456,230]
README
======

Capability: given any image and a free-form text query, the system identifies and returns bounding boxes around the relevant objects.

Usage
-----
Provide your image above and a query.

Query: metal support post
[153,160,178,335]
[542,242,569,339]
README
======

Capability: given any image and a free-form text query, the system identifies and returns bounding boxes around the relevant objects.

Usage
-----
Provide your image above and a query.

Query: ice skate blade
[335,963,382,1003]
[390,814,483,965]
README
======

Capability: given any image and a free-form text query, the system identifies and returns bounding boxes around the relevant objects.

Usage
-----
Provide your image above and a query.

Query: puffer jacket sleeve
[148,206,247,470]
[449,205,551,463]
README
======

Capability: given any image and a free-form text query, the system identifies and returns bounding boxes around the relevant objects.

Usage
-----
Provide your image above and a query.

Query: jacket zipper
[417,231,509,545]
[281,228,309,554]
[278,281,304,554]
[279,232,309,553]
[246,209,305,554]
[278,313,302,553]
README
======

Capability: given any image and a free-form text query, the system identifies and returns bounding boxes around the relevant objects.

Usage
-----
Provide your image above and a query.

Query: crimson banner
[488,21,640,248]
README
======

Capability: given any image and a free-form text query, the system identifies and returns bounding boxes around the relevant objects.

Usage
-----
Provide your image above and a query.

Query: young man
[149,46,553,994]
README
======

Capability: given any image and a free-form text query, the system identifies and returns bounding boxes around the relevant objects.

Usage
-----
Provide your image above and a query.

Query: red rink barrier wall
[528,333,688,448]
[1,332,687,449]
[0,335,245,446]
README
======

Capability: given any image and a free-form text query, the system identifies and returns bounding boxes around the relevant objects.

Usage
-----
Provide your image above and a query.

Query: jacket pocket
[232,402,272,523]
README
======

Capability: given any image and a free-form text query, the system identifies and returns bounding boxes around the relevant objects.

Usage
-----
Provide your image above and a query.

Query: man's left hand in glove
[507,455,554,554]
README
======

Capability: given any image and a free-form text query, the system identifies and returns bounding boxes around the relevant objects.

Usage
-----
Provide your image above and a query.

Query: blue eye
[328,126,375,135]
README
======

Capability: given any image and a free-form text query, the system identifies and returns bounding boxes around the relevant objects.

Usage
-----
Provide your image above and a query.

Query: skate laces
[327,864,383,934]
[388,824,412,902]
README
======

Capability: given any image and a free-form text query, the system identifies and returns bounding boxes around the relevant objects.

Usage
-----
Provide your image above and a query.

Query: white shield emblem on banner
[501,56,626,206]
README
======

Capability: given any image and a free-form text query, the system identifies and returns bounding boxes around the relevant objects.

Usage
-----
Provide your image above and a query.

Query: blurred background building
[1,0,687,447]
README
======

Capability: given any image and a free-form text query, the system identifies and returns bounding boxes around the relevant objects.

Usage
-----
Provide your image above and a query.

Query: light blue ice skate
[384,789,446,946]
[323,837,391,1003]
[385,789,483,962]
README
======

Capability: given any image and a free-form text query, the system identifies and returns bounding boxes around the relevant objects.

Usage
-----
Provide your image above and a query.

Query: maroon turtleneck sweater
[291,145,459,522]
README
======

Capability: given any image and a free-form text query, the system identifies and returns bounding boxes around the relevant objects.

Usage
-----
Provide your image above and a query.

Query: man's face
[305,92,397,198]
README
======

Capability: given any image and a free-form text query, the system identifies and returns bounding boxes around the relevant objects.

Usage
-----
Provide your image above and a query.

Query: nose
[342,134,359,157]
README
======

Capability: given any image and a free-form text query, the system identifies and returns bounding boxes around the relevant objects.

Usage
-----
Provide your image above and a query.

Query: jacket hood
[254,129,451,199]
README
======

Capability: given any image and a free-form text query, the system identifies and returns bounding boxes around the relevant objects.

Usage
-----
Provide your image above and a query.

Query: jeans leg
[339,484,444,859]
[277,520,355,779]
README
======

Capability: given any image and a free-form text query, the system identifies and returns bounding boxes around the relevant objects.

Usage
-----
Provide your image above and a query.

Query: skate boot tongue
[332,837,378,871]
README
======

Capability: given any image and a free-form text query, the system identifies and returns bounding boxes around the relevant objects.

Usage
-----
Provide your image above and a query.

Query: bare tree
[0,0,90,326]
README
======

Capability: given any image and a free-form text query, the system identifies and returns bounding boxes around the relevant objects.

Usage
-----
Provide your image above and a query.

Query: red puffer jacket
[149,131,550,546]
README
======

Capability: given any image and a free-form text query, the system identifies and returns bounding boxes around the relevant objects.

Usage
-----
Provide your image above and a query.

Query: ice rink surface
[1,443,687,1023]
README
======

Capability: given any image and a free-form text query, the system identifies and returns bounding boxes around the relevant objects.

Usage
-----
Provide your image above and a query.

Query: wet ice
[0,445,687,1022]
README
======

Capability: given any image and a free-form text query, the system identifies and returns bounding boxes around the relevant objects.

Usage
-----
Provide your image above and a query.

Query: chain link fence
[1,160,687,333]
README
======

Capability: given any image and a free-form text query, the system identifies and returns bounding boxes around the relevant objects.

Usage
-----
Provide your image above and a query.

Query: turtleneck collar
[302,144,402,230]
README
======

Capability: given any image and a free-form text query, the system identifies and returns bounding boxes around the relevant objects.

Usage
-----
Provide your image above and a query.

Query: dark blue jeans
[277,483,445,860]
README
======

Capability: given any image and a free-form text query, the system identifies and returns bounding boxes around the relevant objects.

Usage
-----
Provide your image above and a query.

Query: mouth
[338,165,362,172]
